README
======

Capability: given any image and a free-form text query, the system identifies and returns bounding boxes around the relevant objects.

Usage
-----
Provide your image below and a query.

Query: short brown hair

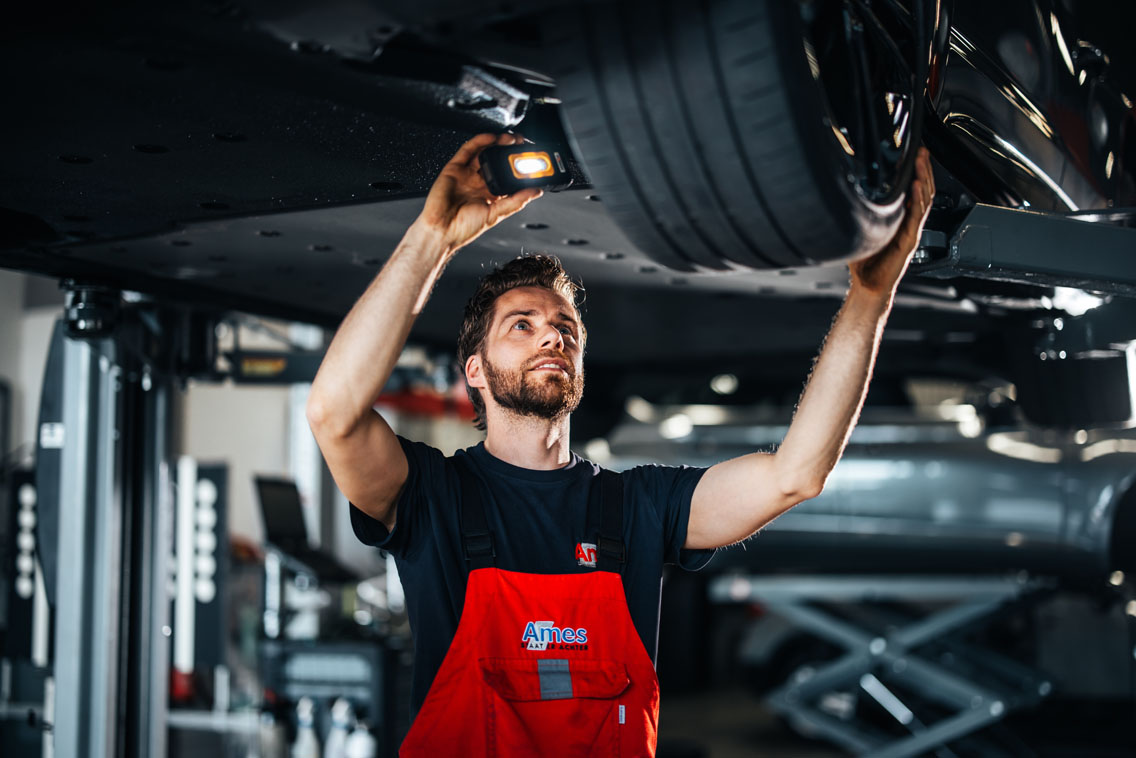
[458,254,586,430]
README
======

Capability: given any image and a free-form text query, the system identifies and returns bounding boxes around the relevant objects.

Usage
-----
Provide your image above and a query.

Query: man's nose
[538,323,564,350]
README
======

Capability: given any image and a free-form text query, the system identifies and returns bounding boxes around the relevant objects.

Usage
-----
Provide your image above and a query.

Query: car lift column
[40,287,175,758]
[124,364,174,758]
[49,323,123,758]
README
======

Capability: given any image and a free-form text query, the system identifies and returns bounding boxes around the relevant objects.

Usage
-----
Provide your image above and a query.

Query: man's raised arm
[306,133,542,531]
[686,148,937,549]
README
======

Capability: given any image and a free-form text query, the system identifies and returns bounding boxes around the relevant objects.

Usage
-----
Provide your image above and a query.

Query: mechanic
[306,132,936,756]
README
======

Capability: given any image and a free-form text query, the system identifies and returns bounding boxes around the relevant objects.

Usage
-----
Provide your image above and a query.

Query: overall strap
[593,470,626,574]
[455,457,495,571]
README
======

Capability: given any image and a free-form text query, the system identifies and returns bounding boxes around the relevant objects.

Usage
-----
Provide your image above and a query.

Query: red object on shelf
[170,669,195,703]
[375,379,477,421]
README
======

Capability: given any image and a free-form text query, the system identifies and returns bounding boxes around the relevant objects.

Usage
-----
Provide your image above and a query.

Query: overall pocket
[479,657,631,757]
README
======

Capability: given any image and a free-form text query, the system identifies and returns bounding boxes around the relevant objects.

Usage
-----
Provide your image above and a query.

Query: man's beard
[482,353,584,423]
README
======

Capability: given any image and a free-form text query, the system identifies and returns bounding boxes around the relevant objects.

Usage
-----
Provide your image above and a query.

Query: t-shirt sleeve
[348,435,449,557]
[629,463,716,571]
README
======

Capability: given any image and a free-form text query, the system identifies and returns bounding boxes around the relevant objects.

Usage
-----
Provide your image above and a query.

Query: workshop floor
[658,687,845,758]
[168,689,1135,758]
[656,688,1136,758]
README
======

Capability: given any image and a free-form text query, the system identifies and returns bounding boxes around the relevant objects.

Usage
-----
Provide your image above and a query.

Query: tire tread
[547,0,908,270]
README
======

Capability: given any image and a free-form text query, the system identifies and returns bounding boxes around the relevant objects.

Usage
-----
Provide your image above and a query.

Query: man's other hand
[415,133,544,254]
[848,147,936,298]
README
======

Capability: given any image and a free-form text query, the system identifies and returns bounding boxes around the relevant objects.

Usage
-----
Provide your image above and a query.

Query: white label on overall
[618,705,625,725]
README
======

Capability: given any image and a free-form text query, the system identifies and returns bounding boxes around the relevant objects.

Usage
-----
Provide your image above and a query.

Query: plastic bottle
[258,710,286,758]
[323,698,353,758]
[291,697,321,758]
[343,721,378,758]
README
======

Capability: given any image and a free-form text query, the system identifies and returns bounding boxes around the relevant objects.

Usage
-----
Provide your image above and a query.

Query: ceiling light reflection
[625,396,654,423]
[584,438,612,463]
[711,374,739,395]
[659,413,693,440]
[1051,287,1105,316]
[1080,438,1136,462]
[986,433,1063,463]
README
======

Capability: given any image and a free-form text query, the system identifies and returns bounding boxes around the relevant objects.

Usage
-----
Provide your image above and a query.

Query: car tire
[544,0,920,271]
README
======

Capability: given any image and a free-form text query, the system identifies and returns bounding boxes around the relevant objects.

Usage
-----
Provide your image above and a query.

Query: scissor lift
[709,574,1055,758]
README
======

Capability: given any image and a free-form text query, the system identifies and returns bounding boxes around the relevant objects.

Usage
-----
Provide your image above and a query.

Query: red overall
[399,466,659,757]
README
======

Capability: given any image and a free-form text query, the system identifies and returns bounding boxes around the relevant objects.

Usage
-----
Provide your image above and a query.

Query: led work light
[478,144,573,196]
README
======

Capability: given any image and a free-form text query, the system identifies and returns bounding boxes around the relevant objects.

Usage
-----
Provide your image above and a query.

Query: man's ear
[466,354,486,390]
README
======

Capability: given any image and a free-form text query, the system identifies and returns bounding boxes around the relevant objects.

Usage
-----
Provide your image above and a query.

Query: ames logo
[522,621,589,651]
[575,542,597,568]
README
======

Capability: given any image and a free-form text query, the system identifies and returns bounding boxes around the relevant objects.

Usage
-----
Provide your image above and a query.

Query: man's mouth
[529,359,570,375]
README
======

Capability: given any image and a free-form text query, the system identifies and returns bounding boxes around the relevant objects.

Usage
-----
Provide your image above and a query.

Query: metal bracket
[61,283,120,340]
[913,204,1136,296]
[450,66,529,127]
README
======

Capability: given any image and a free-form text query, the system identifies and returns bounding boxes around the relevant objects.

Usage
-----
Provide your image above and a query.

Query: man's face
[475,286,585,423]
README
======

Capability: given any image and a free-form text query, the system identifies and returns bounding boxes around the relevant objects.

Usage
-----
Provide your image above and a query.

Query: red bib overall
[399,466,659,757]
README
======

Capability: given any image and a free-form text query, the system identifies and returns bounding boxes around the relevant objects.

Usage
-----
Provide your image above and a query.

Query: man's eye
[558,326,574,336]
[513,321,529,330]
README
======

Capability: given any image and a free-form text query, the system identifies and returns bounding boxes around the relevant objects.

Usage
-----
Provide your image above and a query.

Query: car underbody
[2,2,1135,756]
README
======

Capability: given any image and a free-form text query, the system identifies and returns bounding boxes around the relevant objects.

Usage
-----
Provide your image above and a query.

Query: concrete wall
[0,270,23,452]
[15,309,56,459]
[179,380,293,544]
[0,270,61,461]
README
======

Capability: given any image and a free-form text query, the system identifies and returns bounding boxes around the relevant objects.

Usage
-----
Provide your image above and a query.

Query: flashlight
[478,144,573,196]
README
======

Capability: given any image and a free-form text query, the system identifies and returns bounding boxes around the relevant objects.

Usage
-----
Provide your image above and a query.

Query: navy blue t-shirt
[350,436,715,717]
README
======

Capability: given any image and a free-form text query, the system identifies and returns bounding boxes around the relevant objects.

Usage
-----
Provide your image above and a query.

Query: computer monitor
[255,476,310,550]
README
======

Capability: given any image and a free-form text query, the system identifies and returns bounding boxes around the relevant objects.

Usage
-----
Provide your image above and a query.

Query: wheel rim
[801,0,918,205]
